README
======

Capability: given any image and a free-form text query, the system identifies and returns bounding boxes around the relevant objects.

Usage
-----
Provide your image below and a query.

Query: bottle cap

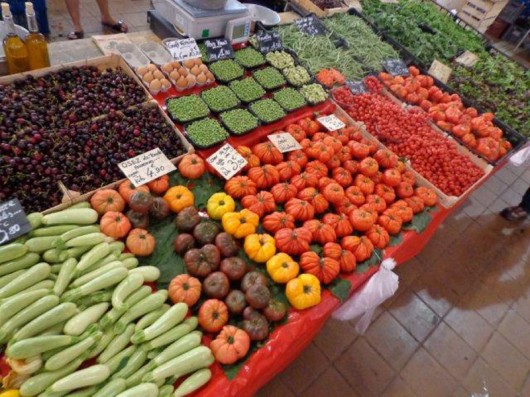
[25,2,34,14]
[1,3,12,18]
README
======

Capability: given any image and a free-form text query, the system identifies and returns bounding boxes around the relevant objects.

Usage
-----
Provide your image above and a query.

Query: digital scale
[152,0,252,43]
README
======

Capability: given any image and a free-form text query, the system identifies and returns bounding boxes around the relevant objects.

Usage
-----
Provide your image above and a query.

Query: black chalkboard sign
[382,59,410,76]
[0,199,31,245]
[256,31,282,54]
[295,15,326,37]
[347,80,368,94]
[204,38,234,62]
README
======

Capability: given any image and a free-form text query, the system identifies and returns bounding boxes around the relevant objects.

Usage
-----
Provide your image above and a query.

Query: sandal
[500,206,528,221]
[101,20,128,33]
[67,31,84,40]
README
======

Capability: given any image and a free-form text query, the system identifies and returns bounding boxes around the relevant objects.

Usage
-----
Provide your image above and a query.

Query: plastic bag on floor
[509,143,530,167]
[332,258,399,334]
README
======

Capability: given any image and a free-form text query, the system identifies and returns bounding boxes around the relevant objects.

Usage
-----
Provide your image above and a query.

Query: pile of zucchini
[0,203,214,397]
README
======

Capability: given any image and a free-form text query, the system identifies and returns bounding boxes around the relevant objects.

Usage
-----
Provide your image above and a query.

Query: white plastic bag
[509,143,530,167]
[332,258,399,334]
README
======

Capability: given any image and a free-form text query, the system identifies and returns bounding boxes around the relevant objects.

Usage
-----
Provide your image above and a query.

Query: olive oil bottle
[1,2,29,74]
[25,1,50,70]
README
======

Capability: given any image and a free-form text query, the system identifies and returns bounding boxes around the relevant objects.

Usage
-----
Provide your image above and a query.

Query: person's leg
[95,0,128,32]
[500,186,530,220]
[65,0,83,33]
[519,187,530,212]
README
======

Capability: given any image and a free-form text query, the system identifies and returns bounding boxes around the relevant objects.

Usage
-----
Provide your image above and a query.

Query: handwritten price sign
[207,144,247,180]
[268,132,301,153]
[119,148,176,187]
[317,115,346,131]
[0,199,31,245]
[165,38,201,62]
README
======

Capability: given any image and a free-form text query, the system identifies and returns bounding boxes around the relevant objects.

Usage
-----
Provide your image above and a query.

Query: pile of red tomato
[379,67,512,162]
[224,113,438,287]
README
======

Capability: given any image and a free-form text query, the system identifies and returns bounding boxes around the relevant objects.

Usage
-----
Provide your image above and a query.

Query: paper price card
[346,80,367,94]
[428,59,452,84]
[207,144,247,180]
[0,198,31,245]
[165,38,201,62]
[268,132,302,153]
[455,51,478,67]
[317,115,346,131]
[256,31,282,54]
[295,15,326,37]
[204,38,234,62]
[119,148,176,187]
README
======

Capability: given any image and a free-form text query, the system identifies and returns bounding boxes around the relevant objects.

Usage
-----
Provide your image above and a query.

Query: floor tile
[388,288,440,342]
[401,347,458,397]
[513,292,530,324]
[381,376,417,397]
[498,309,530,360]
[395,257,424,287]
[500,186,524,207]
[484,174,509,195]
[335,338,395,397]
[445,307,495,352]
[278,343,329,394]
[481,332,530,390]
[255,377,296,397]
[458,283,512,327]
[410,268,459,318]
[520,373,530,397]
[495,165,520,186]
[365,311,419,372]
[303,367,360,397]
[462,195,487,218]
[120,11,149,28]
[424,321,477,381]
[471,184,498,207]
[464,358,518,397]
[313,318,358,362]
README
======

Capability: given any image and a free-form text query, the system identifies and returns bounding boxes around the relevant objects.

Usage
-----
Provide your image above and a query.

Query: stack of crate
[457,0,510,32]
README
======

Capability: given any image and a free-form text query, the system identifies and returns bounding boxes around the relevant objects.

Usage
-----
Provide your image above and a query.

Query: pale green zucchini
[174,368,212,397]
[0,252,40,277]
[62,267,128,302]
[88,327,114,359]
[53,225,101,250]
[6,334,82,359]
[63,303,109,336]
[145,331,202,372]
[13,302,77,340]
[27,212,43,230]
[76,242,111,272]
[116,383,159,397]
[92,378,127,397]
[113,290,168,334]
[53,258,77,297]
[0,262,51,299]
[71,261,124,288]
[5,355,42,375]
[43,248,69,263]
[42,208,98,226]
[135,305,170,331]
[140,318,197,352]
[106,345,137,375]
[99,286,152,330]
[30,225,77,237]
[112,273,144,310]
[0,243,28,264]
[0,269,25,289]
[131,303,187,344]
[111,348,148,380]
[65,233,110,248]
[122,257,139,270]
[45,332,101,371]
[50,364,110,392]
[0,288,50,323]
[25,236,59,253]
[128,266,160,282]
[97,323,135,364]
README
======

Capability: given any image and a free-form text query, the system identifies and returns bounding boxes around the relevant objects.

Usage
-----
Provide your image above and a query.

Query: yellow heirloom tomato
[207,193,235,220]
[163,186,194,213]
[266,253,299,283]
[244,233,276,263]
[286,274,321,310]
[222,209,259,239]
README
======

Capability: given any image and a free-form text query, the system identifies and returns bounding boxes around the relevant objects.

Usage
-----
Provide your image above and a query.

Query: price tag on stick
[268,132,302,153]
[0,199,31,245]
[165,38,201,62]
[119,148,176,187]
[204,38,234,62]
[428,59,452,84]
[256,31,283,54]
[317,115,346,131]
[455,51,478,67]
[295,15,326,37]
[382,58,410,76]
[207,144,247,180]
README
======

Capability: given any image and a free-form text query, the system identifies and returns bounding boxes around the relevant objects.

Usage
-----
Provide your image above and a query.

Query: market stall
[0,1,527,396]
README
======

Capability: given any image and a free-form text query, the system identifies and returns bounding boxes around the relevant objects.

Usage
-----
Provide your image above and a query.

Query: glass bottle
[24,1,49,70]
[1,2,29,74]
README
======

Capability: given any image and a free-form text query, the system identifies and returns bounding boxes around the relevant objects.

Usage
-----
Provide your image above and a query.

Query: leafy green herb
[209,59,244,82]
[266,51,296,69]
[220,109,259,135]
[273,87,307,111]
[201,86,240,112]
[185,118,229,148]
[234,47,266,68]
[229,77,266,103]
[300,84,328,104]
[249,99,286,123]
[253,67,287,90]
[283,65,312,87]
[166,95,209,123]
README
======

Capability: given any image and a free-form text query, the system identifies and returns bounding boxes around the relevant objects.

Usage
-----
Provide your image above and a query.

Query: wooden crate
[458,0,509,32]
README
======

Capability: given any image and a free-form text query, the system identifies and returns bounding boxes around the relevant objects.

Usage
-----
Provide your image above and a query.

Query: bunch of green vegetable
[283,65,312,87]
[229,77,266,103]
[0,206,214,397]
[273,88,307,111]
[321,13,399,72]
[186,118,229,147]
[266,51,296,69]
[249,99,286,123]
[166,95,210,123]
[201,86,241,112]
[220,109,259,135]
[279,23,364,80]
[361,0,487,66]
[234,47,266,68]
[253,67,287,90]
[300,84,328,104]
[209,60,244,82]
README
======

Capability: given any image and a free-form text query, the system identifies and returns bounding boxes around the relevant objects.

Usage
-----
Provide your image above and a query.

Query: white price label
[119,148,176,187]
[317,115,345,131]
[268,132,302,153]
[428,59,452,84]
[207,144,247,180]
[165,38,201,62]
[455,51,478,67]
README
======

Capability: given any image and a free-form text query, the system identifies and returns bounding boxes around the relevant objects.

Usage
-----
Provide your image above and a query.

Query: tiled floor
[257,163,530,397]
[41,1,530,396]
